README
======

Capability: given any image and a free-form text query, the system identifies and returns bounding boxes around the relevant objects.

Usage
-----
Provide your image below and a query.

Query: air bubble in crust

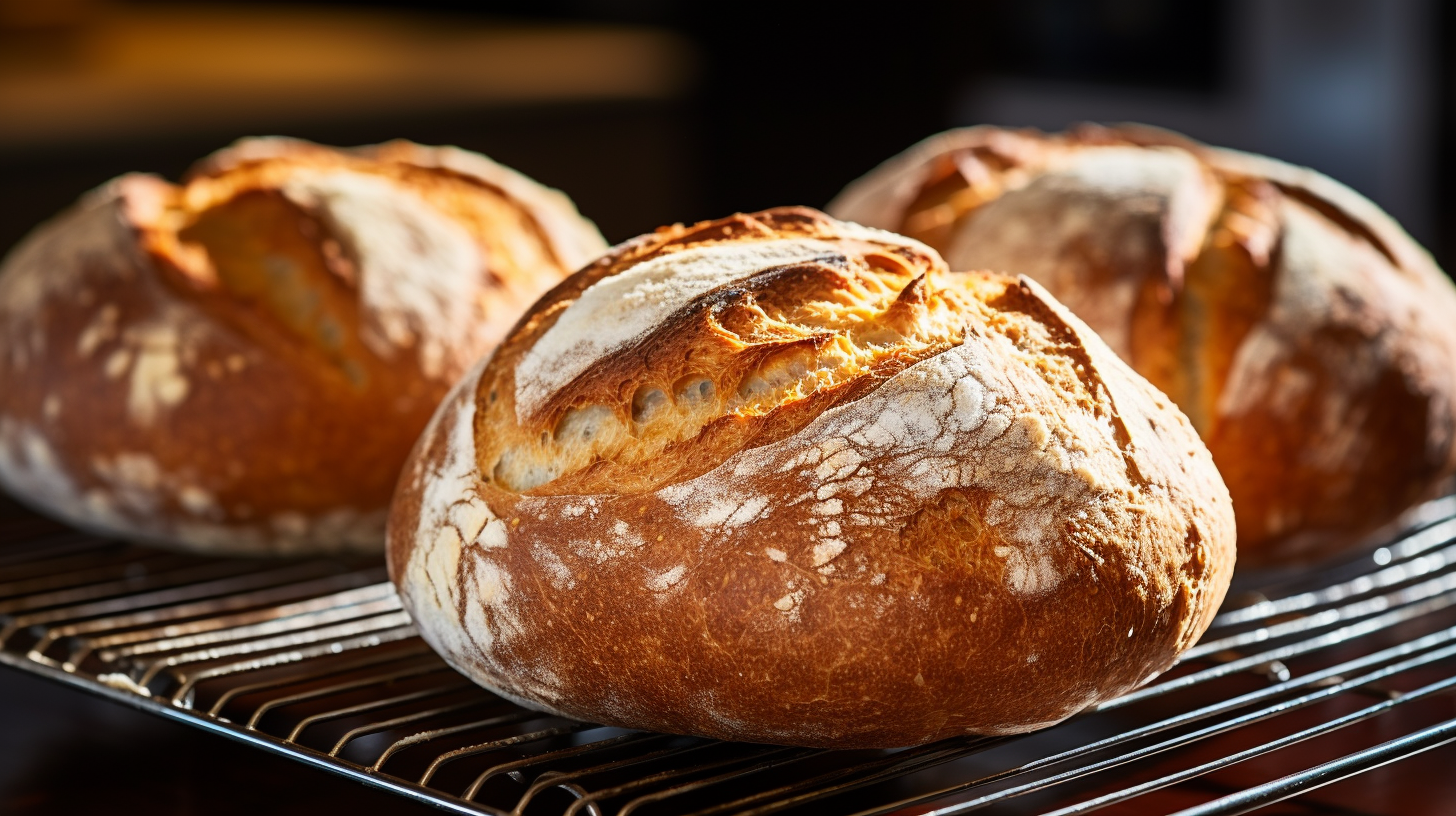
[735,350,815,407]
[675,377,715,407]
[555,405,615,445]
[631,387,669,423]
[492,446,559,492]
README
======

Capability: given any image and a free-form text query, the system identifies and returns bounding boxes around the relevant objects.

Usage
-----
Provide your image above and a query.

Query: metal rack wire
[3,499,1456,815]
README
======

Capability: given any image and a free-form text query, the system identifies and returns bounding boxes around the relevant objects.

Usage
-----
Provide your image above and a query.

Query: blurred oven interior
[2,0,1455,813]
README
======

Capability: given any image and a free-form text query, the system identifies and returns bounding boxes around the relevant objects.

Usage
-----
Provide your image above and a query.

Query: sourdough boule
[388,207,1235,747]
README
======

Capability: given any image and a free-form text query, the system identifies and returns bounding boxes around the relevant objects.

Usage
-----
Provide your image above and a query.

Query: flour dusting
[654,326,1125,598]
[124,324,190,426]
[400,361,578,713]
[647,564,687,593]
[284,171,483,378]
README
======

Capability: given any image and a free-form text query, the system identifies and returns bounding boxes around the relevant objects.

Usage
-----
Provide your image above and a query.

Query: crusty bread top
[481,207,968,496]
[388,209,1235,743]
[135,136,606,381]
[190,137,608,283]
[460,206,1225,526]
[828,123,1450,370]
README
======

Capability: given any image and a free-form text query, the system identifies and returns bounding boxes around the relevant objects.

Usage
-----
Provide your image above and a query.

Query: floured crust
[0,138,607,555]
[830,125,1456,564]
[388,207,1235,748]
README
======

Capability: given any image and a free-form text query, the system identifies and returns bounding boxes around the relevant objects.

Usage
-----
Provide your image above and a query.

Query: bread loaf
[0,138,606,555]
[388,207,1235,748]
[830,125,1456,565]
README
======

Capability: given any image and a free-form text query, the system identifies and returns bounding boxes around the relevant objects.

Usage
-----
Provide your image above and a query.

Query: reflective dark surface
[0,666,437,815]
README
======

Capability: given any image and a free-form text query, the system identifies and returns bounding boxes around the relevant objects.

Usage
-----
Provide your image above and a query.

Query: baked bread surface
[0,138,606,555]
[389,207,1235,747]
[830,125,1456,564]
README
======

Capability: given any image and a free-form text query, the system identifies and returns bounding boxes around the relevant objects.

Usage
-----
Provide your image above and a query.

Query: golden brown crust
[0,138,606,555]
[830,125,1456,565]
[388,207,1235,747]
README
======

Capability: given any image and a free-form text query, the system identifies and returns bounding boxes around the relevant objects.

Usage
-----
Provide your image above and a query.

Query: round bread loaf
[388,207,1235,748]
[0,137,606,555]
[830,125,1456,565]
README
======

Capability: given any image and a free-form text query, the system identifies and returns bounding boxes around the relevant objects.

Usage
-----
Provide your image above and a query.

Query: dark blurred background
[1,0,1452,265]
[1,1,1453,813]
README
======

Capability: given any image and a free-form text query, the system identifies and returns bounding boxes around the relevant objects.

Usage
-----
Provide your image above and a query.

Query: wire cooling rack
[3,498,1456,815]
